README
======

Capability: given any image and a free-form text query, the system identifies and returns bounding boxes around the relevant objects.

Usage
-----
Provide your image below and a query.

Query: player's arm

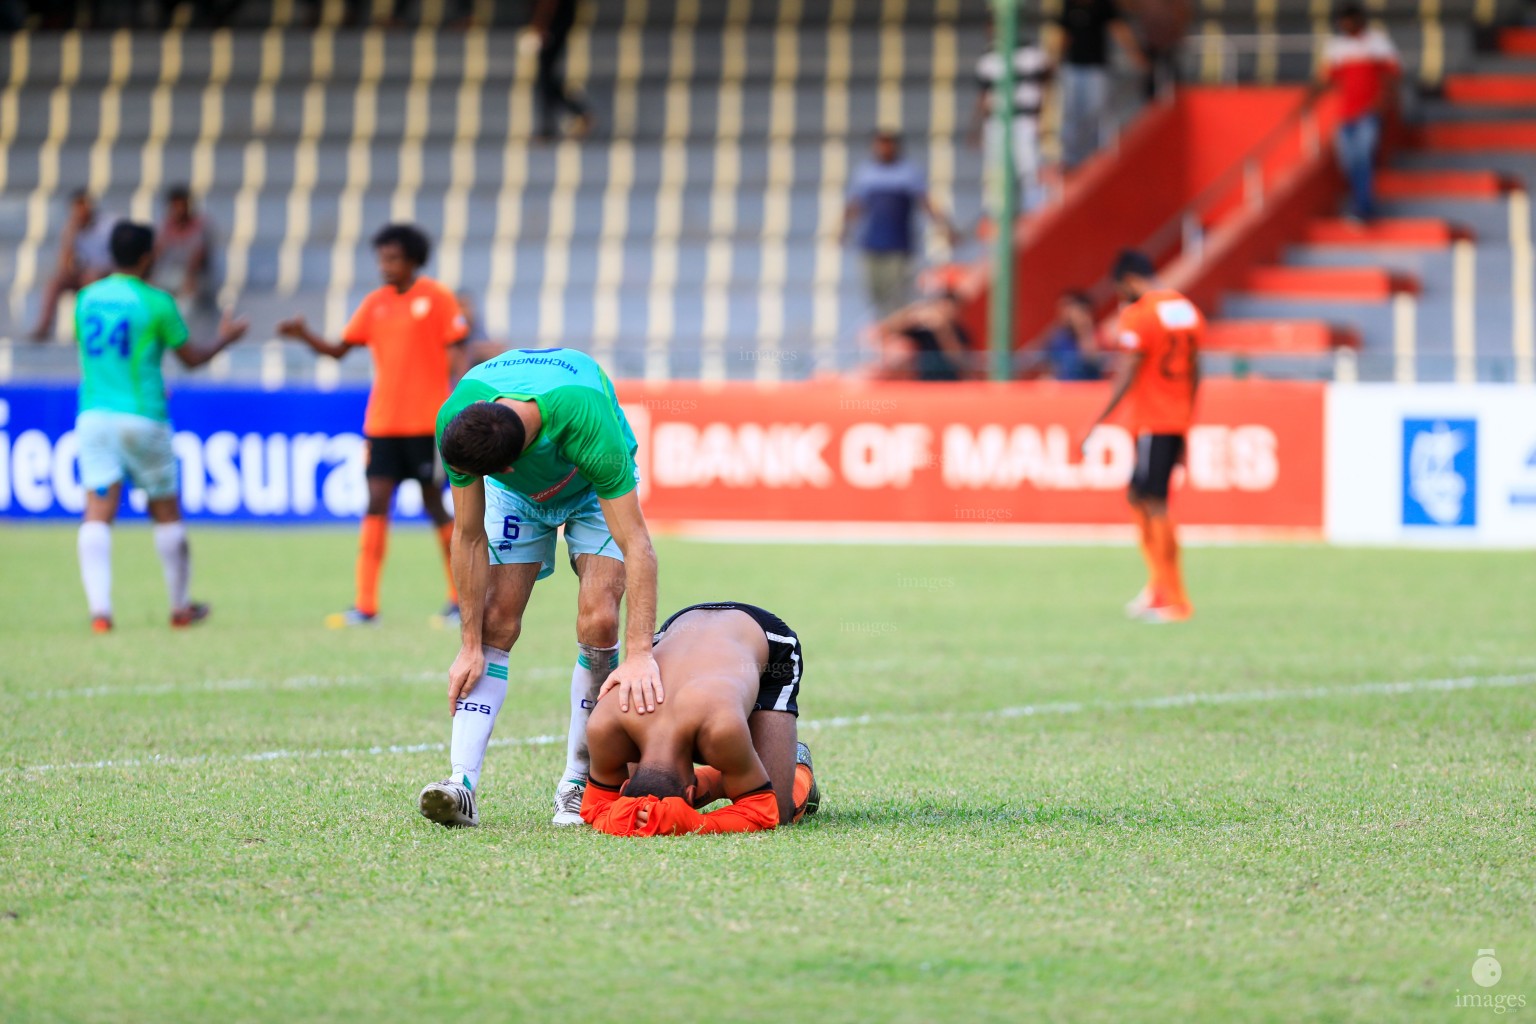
[56,220,80,275]
[1089,349,1143,427]
[594,488,662,714]
[446,477,490,716]
[173,309,248,368]
[642,716,778,833]
[275,314,356,359]
[839,197,862,246]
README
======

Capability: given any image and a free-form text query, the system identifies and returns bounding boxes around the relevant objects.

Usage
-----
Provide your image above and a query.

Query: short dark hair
[70,187,90,203]
[165,183,191,204]
[440,402,526,477]
[371,222,431,268]
[1061,289,1093,307]
[625,763,688,801]
[1111,249,1156,282]
[1336,1,1365,20]
[110,221,156,268]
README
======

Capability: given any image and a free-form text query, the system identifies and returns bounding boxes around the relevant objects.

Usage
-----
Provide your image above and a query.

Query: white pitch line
[17,672,1536,776]
[62,667,568,700]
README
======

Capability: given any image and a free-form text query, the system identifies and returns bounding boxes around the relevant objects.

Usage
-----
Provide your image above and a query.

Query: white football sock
[78,521,112,617]
[152,521,191,612]
[449,645,509,791]
[563,642,618,781]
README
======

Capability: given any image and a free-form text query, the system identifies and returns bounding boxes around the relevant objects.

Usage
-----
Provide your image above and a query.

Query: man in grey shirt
[31,189,118,341]
[152,184,218,319]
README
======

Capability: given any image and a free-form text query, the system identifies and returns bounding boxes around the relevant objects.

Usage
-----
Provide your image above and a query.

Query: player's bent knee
[482,610,523,650]
[575,607,619,646]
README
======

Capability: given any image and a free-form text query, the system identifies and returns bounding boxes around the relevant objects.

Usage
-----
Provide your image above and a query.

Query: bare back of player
[586,605,803,827]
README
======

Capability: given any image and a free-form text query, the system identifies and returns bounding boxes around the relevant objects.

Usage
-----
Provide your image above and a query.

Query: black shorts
[365,435,441,483]
[1129,433,1186,502]
[655,601,803,717]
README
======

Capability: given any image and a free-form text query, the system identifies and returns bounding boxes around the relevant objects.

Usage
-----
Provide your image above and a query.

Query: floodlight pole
[988,0,1019,382]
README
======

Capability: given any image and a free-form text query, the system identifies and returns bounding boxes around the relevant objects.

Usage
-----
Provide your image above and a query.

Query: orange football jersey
[1115,287,1204,434]
[342,276,467,437]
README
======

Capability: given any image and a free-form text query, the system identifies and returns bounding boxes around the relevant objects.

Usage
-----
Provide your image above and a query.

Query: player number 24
[82,316,131,358]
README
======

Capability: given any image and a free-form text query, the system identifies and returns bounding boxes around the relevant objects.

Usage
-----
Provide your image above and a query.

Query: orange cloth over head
[581,780,779,836]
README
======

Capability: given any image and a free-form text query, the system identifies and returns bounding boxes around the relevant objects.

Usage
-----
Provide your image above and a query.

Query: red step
[1375,169,1509,199]
[1300,218,1461,247]
[1205,319,1360,354]
[1444,75,1536,105]
[1499,27,1536,56]
[1416,122,1536,152]
[1238,266,1414,301]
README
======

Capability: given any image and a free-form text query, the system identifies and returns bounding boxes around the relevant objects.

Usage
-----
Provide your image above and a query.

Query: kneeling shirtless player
[581,602,821,836]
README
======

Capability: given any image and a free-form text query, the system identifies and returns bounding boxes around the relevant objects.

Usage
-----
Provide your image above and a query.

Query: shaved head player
[580,602,821,836]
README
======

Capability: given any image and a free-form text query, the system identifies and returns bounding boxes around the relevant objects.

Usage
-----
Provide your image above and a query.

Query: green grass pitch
[2,525,1533,1022]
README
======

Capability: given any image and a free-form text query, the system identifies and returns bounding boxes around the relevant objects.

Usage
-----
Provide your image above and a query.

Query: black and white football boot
[418,777,479,828]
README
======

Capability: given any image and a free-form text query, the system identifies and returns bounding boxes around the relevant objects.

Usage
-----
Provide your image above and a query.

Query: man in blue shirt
[841,130,958,320]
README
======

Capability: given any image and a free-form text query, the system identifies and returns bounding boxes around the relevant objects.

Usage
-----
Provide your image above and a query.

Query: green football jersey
[73,273,189,422]
[435,348,638,504]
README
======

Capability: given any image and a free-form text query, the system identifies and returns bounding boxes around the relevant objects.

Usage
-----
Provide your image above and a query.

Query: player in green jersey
[415,348,660,828]
[73,221,248,632]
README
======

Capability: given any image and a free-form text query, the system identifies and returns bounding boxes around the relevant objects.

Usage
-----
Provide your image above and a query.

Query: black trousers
[536,1,588,137]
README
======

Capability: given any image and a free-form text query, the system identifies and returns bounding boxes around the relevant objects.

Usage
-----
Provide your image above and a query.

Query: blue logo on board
[1403,419,1477,527]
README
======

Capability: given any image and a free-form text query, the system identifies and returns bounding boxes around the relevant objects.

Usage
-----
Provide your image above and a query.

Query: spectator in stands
[30,190,118,341]
[1050,0,1146,170]
[1321,3,1400,223]
[152,185,217,320]
[527,0,593,142]
[1043,291,1104,380]
[841,130,959,321]
[971,24,1053,216]
[1127,0,1190,99]
[865,290,973,382]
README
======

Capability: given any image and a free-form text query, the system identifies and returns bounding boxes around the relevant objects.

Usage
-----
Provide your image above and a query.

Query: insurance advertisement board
[0,379,1325,532]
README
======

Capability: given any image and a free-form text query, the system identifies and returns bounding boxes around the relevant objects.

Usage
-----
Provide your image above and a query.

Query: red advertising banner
[615,380,1324,530]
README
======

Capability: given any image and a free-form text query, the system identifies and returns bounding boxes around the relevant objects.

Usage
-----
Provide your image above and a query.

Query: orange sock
[355,514,388,616]
[791,763,815,822]
[1131,504,1156,593]
[1148,515,1188,608]
[436,522,457,604]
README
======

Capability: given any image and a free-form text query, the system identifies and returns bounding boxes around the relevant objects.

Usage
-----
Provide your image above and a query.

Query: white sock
[449,645,509,791]
[152,521,191,612]
[563,642,618,781]
[78,521,112,617]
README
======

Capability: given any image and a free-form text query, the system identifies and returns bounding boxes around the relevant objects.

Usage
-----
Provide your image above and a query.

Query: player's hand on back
[447,644,487,716]
[598,652,664,714]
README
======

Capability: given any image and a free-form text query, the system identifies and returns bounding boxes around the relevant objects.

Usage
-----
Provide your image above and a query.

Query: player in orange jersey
[278,224,469,628]
[578,602,820,836]
[1082,250,1202,623]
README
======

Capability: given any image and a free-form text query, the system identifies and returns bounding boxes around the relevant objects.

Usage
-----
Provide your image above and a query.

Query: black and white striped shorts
[655,601,803,717]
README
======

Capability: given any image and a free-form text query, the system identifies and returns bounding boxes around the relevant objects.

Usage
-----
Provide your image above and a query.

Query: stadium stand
[0,0,1530,385]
